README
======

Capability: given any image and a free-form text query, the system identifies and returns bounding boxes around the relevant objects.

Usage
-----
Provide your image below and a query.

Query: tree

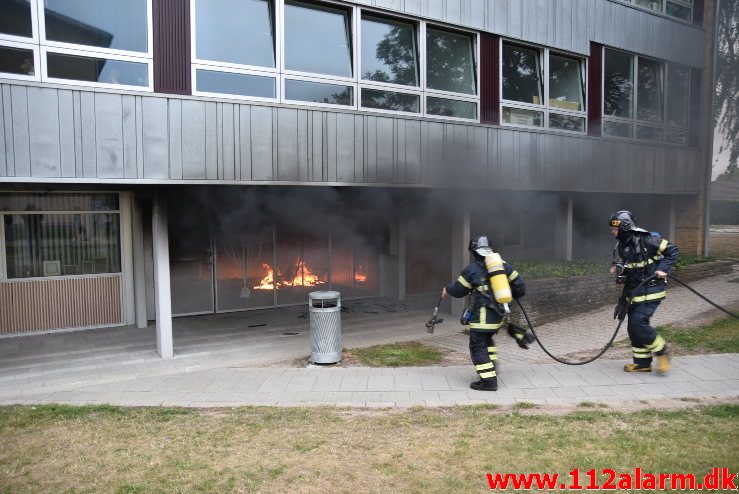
[714,0,739,178]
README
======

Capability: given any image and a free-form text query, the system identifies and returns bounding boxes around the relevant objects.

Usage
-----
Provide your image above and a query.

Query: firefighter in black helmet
[610,210,679,374]
[442,235,531,391]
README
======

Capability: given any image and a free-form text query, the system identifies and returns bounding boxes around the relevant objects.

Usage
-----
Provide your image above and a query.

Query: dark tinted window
[0,0,33,38]
[0,45,34,75]
[47,52,148,86]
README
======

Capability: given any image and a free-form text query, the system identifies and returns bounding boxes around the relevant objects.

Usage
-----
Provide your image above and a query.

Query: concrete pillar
[398,221,407,302]
[152,195,173,359]
[132,198,148,329]
[450,206,470,316]
[554,195,574,260]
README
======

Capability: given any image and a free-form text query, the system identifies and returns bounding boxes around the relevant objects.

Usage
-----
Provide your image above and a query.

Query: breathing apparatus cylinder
[484,252,512,311]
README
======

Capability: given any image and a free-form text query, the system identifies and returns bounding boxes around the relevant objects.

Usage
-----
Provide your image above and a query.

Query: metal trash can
[308,291,342,364]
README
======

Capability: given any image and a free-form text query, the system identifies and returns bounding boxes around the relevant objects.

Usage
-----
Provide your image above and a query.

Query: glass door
[169,213,215,316]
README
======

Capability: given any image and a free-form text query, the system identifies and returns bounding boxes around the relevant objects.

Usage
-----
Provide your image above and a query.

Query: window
[425,26,478,120]
[602,47,689,144]
[0,0,152,88]
[0,193,121,280]
[359,13,421,115]
[621,0,693,22]
[501,40,586,132]
[192,0,276,100]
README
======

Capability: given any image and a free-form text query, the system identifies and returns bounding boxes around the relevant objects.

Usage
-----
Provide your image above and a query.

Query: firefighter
[442,235,531,391]
[609,210,679,374]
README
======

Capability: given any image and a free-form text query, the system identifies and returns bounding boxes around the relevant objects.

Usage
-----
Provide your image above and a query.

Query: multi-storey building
[0,0,716,357]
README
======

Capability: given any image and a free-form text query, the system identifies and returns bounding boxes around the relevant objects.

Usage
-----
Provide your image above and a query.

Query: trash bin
[308,291,342,364]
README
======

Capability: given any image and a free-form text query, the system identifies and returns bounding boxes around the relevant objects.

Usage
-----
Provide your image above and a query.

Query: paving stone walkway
[0,267,737,408]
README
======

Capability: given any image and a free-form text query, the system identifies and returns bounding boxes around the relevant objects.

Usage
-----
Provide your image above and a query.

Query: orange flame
[253,260,326,290]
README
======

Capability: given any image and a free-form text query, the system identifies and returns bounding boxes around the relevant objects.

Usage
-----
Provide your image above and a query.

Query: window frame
[0,38,41,82]
[41,45,153,90]
[191,64,278,102]
[601,46,687,145]
[0,192,123,282]
[499,38,588,135]
[281,72,356,109]
[0,0,153,90]
[617,0,693,24]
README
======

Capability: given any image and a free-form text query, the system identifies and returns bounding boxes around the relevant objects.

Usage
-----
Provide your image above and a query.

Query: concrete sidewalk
[1,354,737,407]
[1,267,738,408]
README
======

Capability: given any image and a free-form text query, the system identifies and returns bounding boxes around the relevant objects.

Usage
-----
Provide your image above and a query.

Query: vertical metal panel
[222,103,235,180]
[142,97,169,178]
[153,0,191,95]
[80,91,97,178]
[326,112,337,182]
[498,129,518,186]
[353,114,364,182]
[27,87,61,177]
[395,115,405,182]
[425,0,444,20]
[233,105,241,180]
[425,121,444,183]
[277,108,299,181]
[121,95,139,178]
[181,100,206,179]
[0,86,5,176]
[365,115,376,182]
[404,120,421,183]
[689,68,701,148]
[588,42,603,136]
[58,90,76,177]
[238,103,251,180]
[404,0,422,16]
[375,0,402,12]
[10,85,30,177]
[135,96,144,178]
[310,111,323,181]
[446,0,462,25]
[480,32,499,125]
[466,0,486,30]
[470,126,488,184]
[204,101,217,179]
[336,113,355,182]
[216,103,223,179]
[297,109,309,181]
[95,93,124,178]
[73,91,83,177]
[250,106,273,180]
[375,116,394,183]
[168,98,183,179]
[508,0,523,39]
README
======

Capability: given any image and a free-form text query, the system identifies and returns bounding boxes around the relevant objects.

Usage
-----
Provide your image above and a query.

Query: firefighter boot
[470,377,498,391]
[655,352,671,374]
[623,363,652,372]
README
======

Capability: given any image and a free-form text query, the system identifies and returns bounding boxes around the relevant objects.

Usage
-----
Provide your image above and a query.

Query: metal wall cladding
[350,0,704,67]
[0,84,700,194]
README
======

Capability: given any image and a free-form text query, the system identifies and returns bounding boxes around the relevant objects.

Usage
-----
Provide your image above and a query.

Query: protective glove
[507,324,535,349]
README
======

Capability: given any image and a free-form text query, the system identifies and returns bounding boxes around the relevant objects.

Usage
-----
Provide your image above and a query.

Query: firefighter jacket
[446,259,525,331]
[617,231,679,304]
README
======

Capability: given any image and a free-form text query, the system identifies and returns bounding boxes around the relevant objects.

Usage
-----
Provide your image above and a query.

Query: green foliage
[351,342,444,367]
[512,260,607,280]
[714,0,739,175]
[674,255,717,270]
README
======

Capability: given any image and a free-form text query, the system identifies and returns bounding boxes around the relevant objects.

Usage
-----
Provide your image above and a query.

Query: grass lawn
[351,342,444,367]
[657,316,739,353]
[1,404,737,493]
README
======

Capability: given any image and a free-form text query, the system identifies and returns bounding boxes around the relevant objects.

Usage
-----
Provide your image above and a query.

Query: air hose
[515,273,738,366]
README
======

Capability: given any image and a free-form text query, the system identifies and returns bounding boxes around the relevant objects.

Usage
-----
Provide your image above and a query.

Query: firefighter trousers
[469,330,498,382]
[626,300,667,366]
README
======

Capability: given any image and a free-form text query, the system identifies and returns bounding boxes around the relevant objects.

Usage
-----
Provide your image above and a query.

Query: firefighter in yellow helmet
[442,235,531,391]
[610,210,679,374]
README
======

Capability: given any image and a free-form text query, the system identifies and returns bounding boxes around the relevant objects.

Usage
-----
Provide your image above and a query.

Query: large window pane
[284,1,352,77]
[197,69,275,98]
[195,0,274,68]
[666,1,692,20]
[361,14,418,86]
[44,0,148,53]
[549,54,584,111]
[637,57,663,123]
[666,65,689,127]
[502,106,543,127]
[635,0,663,12]
[285,79,353,105]
[604,49,633,118]
[636,125,663,141]
[426,27,476,95]
[0,0,33,38]
[4,213,121,278]
[427,97,476,119]
[361,89,419,112]
[603,120,633,138]
[0,45,34,75]
[0,192,118,211]
[47,52,148,86]
[502,43,543,105]
[549,113,585,132]
[274,228,328,306]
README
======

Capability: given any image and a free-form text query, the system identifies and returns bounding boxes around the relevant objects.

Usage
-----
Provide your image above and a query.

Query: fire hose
[514,273,738,366]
